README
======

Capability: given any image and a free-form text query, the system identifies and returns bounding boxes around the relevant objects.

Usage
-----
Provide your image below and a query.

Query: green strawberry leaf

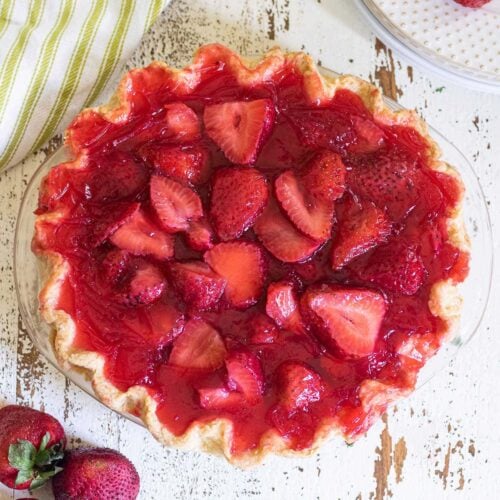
[15,468,33,487]
[29,467,62,491]
[8,440,36,471]
[9,434,65,491]
[28,476,46,491]
[39,432,50,452]
[34,449,50,467]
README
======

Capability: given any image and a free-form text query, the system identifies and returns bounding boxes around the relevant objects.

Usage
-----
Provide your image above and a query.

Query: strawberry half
[121,262,166,307]
[204,242,265,309]
[301,284,387,357]
[163,102,201,142]
[169,319,227,370]
[254,198,322,263]
[276,361,325,410]
[203,99,275,164]
[169,260,226,310]
[140,143,209,186]
[355,241,427,296]
[331,196,392,269]
[210,167,268,240]
[185,218,214,251]
[266,281,305,334]
[226,350,264,404]
[150,174,203,232]
[110,206,174,260]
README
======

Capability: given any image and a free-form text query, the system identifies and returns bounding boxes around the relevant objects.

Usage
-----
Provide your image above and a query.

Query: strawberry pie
[34,44,470,465]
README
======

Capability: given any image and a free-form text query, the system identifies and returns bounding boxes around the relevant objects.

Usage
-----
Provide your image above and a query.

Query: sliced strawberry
[348,117,385,154]
[292,259,324,283]
[124,103,201,147]
[146,303,185,344]
[284,107,355,152]
[210,167,268,240]
[266,281,305,334]
[276,361,325,410]
[249,314,279,344]
[121,262,166,307]
[169,260,226,311]
[204,242,265,309]
[185,218,214,251]
[226,350,264,404]
[140,143,209,185]
[301,150,346,204]
[355,241,427,295]
[110,206,174,260]
[150,174,203,232]
[203,99,275,164]
[254,199,322,263]
[90,202,139,247]
[347,148,420,221]
[331,196,392,269]
[275,170,333,241]
[198,387,243,411]
[284,90,381,153]
[125,302,185,345]
[102,249,130,283]
[169,319,227,370]
[84,152,148,203]
[163,102,201,142]
[274,151,345,241]
[301,284,387,357]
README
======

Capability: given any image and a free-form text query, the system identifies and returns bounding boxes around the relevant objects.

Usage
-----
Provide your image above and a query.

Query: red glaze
[35,58,469,455]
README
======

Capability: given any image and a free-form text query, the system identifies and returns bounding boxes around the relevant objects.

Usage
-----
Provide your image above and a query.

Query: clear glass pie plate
[14,67,493,429]
[355,0,500,94]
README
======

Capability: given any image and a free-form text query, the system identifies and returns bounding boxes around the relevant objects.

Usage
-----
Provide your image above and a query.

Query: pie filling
[35,49,469,456]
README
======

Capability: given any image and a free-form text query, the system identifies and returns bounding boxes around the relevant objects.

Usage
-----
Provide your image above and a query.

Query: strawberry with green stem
[0,405,65,491]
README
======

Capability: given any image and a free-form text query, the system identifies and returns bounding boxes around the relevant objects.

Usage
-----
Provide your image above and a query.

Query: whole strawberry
[453,0,491,7]
[0,405,65,490]
[52,448,140,500]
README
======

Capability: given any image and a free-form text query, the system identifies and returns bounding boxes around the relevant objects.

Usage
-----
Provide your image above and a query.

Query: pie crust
[34,44,470,467]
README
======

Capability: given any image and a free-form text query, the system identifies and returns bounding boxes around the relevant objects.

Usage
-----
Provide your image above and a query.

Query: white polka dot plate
[355,0,500,93]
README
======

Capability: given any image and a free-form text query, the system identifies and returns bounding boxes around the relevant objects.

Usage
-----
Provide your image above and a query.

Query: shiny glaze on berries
[35,60,468,454]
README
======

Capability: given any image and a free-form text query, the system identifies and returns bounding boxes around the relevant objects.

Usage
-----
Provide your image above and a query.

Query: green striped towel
[0,0,168,171]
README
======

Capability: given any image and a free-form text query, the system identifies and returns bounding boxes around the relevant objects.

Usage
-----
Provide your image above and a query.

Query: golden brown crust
[34,43,469,467]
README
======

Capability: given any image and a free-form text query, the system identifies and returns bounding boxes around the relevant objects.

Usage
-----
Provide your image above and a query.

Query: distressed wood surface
[1,1,499,498]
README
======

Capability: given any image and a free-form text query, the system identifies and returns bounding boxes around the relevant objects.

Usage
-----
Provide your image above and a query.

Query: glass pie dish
[14,66,493,431]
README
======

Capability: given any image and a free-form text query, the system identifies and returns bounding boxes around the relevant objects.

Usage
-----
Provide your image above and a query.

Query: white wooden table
[1,1,499,498]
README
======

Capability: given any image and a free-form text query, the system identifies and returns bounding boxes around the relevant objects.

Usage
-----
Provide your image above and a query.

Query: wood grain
[1,1,499,498]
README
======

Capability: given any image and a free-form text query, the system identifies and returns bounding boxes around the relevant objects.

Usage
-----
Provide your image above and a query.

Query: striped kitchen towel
[0,0,168,172]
